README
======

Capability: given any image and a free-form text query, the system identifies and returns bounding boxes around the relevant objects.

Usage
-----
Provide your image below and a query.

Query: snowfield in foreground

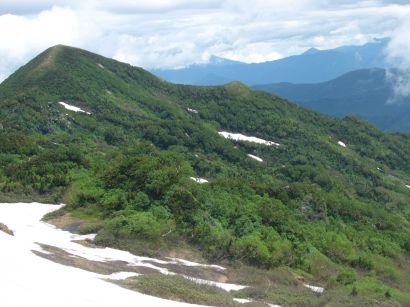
[58,102,91,114]
[0,203,243,307]
[218,131,280,146]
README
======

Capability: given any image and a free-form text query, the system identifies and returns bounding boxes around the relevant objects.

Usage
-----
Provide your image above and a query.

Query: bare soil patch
[0,223,14,236]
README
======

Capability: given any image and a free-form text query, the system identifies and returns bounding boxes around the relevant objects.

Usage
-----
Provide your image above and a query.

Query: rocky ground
[0,222,14,236]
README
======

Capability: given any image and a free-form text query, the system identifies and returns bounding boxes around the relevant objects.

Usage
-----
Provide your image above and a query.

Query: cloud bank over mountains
[1,0,410,82]
[386,15,410,100]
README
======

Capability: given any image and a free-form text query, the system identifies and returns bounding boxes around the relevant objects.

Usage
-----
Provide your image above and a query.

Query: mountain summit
[0,44,165,132]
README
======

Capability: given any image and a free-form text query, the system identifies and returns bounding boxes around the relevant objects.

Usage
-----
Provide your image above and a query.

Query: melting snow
[304,284,324,293]
[103,271,140,280]
[0,202,244,306]
[187,108,199,114]
[219,131,280,146]
[0,203,203,307]
[247,154,263,162]
[81,233,97,240]
[184,276,246,291]
[337,141,346,148]
[59,102,91,115]
[97,63,105,69]
[406,185,410,189]
[190,177,209,184]
[234,298,281,306]
[167,257,225,270]
[234,298,252,304]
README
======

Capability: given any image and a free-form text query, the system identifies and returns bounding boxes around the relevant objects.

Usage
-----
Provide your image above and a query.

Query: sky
[0,0,410,82]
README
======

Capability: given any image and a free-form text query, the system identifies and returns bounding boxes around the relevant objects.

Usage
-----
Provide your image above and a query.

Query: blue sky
[0,0,409,81]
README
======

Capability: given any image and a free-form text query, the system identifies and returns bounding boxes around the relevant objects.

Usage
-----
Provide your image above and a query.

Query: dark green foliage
[231,233,272,267]
[351,286,358,297]
[106,212,163,240]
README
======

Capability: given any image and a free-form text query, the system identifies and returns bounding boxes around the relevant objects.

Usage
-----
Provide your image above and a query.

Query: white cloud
[386,13,410,100]
[0,0,410,82]
[387,15,410,67]
[0,0,221,15]
[0,6,101,81]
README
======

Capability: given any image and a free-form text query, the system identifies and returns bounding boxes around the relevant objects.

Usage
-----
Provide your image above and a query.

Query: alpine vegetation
[0,45,410,306]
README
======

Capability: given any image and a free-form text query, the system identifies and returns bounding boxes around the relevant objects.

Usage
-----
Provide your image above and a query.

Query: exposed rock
[0,223,14,236]
[46,213,85,233]
[34,244,158,276]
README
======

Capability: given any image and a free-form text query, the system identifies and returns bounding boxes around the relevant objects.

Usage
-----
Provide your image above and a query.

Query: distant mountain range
[254,68,410,132]
[152,38,390,85]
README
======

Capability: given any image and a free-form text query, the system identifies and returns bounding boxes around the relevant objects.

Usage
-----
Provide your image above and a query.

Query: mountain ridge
[254,68,410,131]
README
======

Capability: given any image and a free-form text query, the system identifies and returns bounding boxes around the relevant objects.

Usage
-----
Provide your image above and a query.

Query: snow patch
[97,63,105,69]
[304,284,324,293]
[0,202,245,306]
[234,298,252,304]
[103,271,140,280]
[405,185,410,189]
[187,108,198,114]
[247,154,263,162]
[337,141,346,148]
[129,261,171,275]
[219,131,280,146]
[190,177,208,184]
[0,203,202,307]
[167,257,225,270]
[184,276,246,291]
[234,298,281,306]
[58,102,91,115]
[81,233,97,240]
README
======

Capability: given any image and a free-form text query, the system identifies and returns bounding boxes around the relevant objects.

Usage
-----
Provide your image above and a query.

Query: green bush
[231,233,271,267]
[125,212,162,239]
[106,212,163,240]
[336,268,358,285]
[101,189,128,213]
[193,216,232,259]
[125,274,241,306]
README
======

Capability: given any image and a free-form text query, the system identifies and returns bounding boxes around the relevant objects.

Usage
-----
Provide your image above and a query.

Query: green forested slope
[1,45,410,305]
